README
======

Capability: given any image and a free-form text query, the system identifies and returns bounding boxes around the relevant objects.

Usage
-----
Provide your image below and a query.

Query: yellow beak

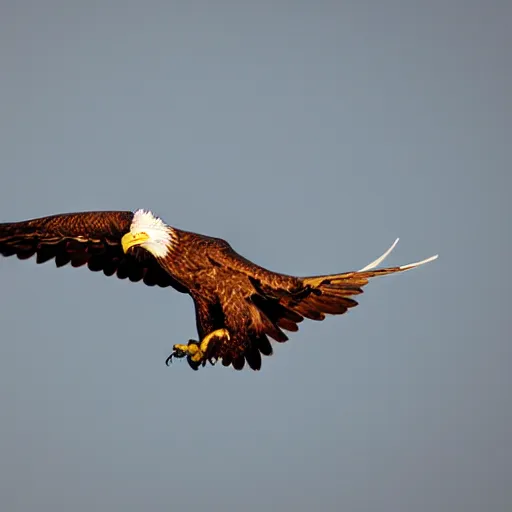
[121,232,150,253]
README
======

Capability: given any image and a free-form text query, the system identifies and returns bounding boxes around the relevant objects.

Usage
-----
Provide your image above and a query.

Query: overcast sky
[0,2,510,512]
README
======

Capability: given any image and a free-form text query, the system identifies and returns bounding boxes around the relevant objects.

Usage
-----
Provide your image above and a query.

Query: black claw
[166,348,187,366]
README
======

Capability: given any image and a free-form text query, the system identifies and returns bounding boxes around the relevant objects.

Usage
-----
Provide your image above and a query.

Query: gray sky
[0,2,510,511]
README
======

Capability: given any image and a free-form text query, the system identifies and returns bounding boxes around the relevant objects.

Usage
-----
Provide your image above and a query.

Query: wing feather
[281,240,437,322]
[232,355,245,371]
[0,211,188,292]
[244,344,262,371]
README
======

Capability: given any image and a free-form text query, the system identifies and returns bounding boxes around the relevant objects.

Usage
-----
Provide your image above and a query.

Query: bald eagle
[0,209,437,371]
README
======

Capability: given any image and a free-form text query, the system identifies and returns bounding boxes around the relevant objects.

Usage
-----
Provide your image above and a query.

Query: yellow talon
[173,344,190,353]
[190,351,203,362]
[169,328,230,367]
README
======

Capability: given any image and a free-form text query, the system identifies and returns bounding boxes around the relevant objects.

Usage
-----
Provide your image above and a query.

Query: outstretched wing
[0,211,188,292]
[201,238,437,370]
[255,238,437,329]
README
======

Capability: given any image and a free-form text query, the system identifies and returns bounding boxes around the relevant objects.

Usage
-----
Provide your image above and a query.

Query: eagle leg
[166,329,230,367]
[198,328,230,357]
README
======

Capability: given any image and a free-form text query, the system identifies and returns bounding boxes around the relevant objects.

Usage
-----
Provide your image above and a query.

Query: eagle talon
[165,342,193,366]
[166,329,230,368]
[165,350,182,366]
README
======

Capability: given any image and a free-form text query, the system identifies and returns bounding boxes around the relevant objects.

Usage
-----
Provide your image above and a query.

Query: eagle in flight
[0,209,437,371]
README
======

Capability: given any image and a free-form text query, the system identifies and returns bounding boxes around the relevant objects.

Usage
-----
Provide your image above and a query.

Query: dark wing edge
[0,211,188,292]
[217,270,398,372]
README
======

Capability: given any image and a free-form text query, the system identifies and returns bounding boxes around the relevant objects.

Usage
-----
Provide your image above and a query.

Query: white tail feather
[359,238,399,271]
[359,238,438,272]
[398,254,438,271]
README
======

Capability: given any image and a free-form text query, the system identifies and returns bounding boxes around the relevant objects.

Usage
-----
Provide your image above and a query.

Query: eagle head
[121,209,174,258]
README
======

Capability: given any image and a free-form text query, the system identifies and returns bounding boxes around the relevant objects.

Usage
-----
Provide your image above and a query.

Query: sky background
[0,2,510,511]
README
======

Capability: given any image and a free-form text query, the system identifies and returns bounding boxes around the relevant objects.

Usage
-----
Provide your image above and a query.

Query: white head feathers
[129,209,175,258]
